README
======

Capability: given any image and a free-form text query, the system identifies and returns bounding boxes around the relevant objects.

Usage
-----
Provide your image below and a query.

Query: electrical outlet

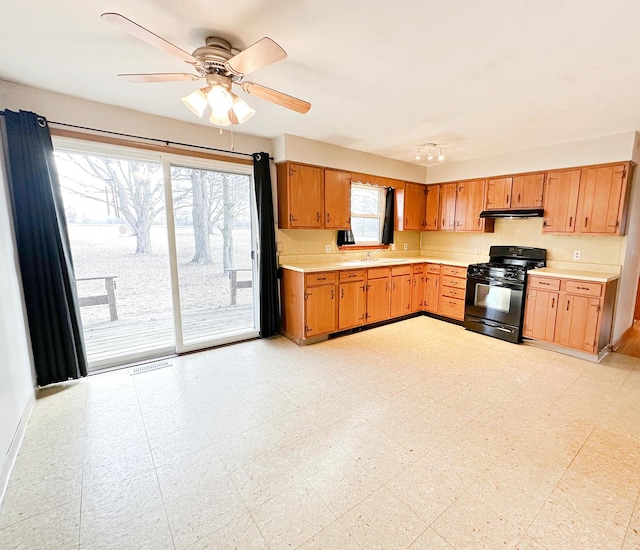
[403,243,408,251]
[475,247,481,255]
[325,244,331,253]
[390,243,395,251]
[277,241,283,253]
[573,250,581,260]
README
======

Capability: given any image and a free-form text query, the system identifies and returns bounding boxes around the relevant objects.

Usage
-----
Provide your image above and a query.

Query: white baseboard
[0,391,35,505]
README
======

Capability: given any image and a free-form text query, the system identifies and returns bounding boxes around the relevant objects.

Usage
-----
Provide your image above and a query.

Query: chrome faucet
[365,249,382,261]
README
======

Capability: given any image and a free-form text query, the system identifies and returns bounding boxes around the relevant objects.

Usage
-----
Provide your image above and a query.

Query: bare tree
[56,153,164,254]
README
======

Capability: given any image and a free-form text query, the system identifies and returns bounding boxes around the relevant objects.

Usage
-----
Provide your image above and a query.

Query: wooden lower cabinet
[391,272,412,317]
[338,270,367,330]
[524,275,617,355]
[366,270,391,323]
[437,265,467,321]
[423,264,441,313]
[411,265,425,312]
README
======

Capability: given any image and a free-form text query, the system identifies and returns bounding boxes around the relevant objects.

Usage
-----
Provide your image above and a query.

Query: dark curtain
[381,187,395,245]
[2,110,87,386]
[337,229,355,246]
[252,152,280,337]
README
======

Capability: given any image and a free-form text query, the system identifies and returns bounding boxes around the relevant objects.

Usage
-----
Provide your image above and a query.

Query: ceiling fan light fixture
[181,88,208,117]
[207,84,234,116]
[231,96,256,124]
[209,110,233,127]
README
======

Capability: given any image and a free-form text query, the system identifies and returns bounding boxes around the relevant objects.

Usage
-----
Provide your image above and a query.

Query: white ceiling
[2,0,640,165]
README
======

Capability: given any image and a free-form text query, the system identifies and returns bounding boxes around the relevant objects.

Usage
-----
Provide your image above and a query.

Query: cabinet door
[390,275,412,317]
[403,183,427,230]
[512,173,544,208]
[486,177,512,210]
[555,294,601,353]
[523,289,558,341]
[543,169,580,233]
[366,277,391,323]
[325,169,352,229]
[456,179,487,232]
[439,183,457,231]
[424,185,440,231]
[305,284,336,336]
[338,281,366,330]
[577,164,627,235]
[424,274,439,313]
[290,164,324,228]
[411,273,424,312]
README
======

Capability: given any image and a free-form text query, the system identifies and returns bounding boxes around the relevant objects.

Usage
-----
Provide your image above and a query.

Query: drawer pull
[539,281,550,285]
[348,274,356,278]
[317,277,326,281]
[576,286,590,290]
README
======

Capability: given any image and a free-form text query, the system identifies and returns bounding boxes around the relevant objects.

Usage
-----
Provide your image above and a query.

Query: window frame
[348,182,387,246]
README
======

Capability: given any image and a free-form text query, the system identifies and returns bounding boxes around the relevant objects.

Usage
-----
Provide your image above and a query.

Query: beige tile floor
[2,316,640,549]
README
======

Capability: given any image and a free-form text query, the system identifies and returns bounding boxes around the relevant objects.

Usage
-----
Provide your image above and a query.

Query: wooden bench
[228,268,252,306]
[76,276,119,321]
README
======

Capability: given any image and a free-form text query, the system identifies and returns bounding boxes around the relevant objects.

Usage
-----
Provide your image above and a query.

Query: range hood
[479,208,544,219]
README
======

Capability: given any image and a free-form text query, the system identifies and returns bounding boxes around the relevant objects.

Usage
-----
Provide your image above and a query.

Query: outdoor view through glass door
[55,143,258,370]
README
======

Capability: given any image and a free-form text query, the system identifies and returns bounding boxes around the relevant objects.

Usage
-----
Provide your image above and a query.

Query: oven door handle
[467,276,522,288]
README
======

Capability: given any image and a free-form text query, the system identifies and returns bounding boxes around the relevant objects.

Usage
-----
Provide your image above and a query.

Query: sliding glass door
[55,140,259,370]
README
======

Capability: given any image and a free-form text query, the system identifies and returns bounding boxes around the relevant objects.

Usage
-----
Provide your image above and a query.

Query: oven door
[464,276,524,327]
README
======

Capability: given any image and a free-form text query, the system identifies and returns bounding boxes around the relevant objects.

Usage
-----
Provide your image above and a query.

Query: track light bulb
[438,149,445,162]
[427,149,433,161]
[415,152,421,160]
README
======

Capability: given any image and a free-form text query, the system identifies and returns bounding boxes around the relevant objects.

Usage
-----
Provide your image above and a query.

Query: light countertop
[279,256,478,273]
[529,267,620,283]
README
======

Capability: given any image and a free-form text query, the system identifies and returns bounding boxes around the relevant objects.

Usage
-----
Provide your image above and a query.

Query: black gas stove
[464,246,546,343]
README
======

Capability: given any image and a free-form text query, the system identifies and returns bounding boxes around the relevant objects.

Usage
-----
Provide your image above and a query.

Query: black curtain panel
[381,187,395,245]
[2,110,87,386]
[252,152,280,337]
[337,229,355,246]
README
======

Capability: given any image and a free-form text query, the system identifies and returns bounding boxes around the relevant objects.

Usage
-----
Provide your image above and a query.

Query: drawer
[412,264,425,274]
[439,297,465,320]
[441,276,467,290]
[528,276,560,291]
[367,266,391,279]
[426,263,441,274]
[339,269,366,282]
[441,265,467,278]
[306,272,336,286]
[440,286,466,300]
[391,264,411,276]
[564,280,603,297]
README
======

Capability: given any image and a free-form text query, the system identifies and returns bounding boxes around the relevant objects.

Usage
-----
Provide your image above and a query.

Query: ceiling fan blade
[241,82,311,114]
[101,12,198,66]
[118,73,202,83]
[226,37,286,76]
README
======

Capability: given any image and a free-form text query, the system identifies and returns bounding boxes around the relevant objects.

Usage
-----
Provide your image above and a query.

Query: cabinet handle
[393,281,396,290]
[341,288,344,298]
[569,216,573,228]
[506,195,509,204]
[539,281,550,286]
[331,289,334,299]
[576,286,590,290]
[386,282,388,291]
[348,274,356,278]
[316,212,320,223]
[405,217,408,226]
[584,217,588,227]
[566,300,570,311]
[517,193,521,203]
[317,277,326,280]
[326,213,330,223]
[551,297,555,308]
[442,218,445,227]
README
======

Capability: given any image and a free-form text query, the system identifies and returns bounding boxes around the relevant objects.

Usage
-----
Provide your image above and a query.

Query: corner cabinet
[524,275,618,356]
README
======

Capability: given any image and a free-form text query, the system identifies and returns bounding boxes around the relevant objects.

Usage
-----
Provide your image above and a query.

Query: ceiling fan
[101,13,311,126]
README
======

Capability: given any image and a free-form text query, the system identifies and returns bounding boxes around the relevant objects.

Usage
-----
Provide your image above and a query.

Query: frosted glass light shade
[207,84,233,115]
[231,97,256,124]
[209,110,232,126]
[181,89,208,117]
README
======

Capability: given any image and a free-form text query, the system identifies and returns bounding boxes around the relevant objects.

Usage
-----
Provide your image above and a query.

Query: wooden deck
[83,304,255,366]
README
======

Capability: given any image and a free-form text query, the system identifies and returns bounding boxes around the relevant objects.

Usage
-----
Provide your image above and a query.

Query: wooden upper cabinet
[512,173,545,208]
[456,179,491,232]
[439,183,457,231]
[543,169,581,233]
[324,169,352,229]
[403,183,427,230]
[424,185,440,231]
[486,177,513,210]
[577,163,630,235]
[277,163,324,229]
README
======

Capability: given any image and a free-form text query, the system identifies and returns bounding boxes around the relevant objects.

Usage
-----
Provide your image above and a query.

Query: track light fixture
[414,143,445,163]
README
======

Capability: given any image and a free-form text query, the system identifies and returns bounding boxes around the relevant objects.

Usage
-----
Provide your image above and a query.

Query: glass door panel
[56,150,174,370]
[169,165,257,347]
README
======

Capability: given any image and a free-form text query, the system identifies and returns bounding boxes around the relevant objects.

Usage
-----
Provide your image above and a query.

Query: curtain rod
[49,120,258,158]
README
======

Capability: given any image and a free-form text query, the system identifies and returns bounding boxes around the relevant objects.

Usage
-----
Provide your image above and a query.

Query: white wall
[0,80,272,156]
[276,134,426,183]
[0,123,36,487]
